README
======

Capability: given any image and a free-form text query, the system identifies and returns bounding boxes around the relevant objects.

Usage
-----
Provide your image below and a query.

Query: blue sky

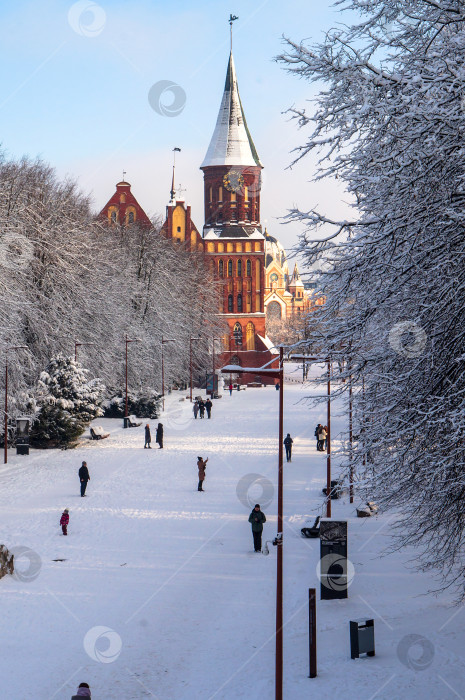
[0,0,353,253]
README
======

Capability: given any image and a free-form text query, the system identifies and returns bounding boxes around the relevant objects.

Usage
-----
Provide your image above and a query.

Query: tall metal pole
[276,346,284,700]
[4,346,27,464]
[212,338,215,397]
[125,335,129,418]
[161,336,165,412]
[4,358,8,465]
[190,338,193,402]
[308,588,317,678]
[349,366,354,503]
[326,358,331,518]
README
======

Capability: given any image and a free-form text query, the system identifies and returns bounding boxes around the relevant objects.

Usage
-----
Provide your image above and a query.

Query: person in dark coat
[248,504,266,552]
[156,423,163,449]
[78,461,90,497]
[144,424,151,448]
[60,508,69,536]
[197,456,208,491]
[72,682,91,698]
[275,382,280,391]
[283,433,293,462]
[205,398,212,419]
[199,400,205,419]
[315,424,322,451]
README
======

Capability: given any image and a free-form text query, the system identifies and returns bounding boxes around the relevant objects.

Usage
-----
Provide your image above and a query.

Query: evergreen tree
[31,354,105,447]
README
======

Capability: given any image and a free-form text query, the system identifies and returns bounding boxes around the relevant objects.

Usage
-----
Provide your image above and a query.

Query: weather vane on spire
[122,169,126,182]
[229,14,239,51]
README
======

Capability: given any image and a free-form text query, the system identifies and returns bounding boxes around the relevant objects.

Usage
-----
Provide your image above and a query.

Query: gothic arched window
[246,322,255,350]
[246,259,251,276]
[219,260,224,278]
[237,294,243,312]
[228,295,233,312]
[228,259,233,277]
[237,259,242,277]
[233,322,242,346]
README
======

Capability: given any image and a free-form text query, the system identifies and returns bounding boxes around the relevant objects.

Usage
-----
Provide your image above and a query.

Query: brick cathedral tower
[201,50,275,382]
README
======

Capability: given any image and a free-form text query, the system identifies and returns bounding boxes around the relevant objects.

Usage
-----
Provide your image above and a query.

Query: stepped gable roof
[201,52,262,169]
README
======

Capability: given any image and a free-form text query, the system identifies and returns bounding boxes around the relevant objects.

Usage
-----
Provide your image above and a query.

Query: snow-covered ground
[1,364,464,699]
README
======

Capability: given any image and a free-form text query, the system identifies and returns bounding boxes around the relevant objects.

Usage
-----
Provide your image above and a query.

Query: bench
[90,426,109,440]
[127,415,142,428]
[301,515,320,538]
[322,480,343,500]
[357,501,378,518]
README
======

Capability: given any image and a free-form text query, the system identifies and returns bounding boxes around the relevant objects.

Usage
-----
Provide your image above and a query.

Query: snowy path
[1,369,464,699]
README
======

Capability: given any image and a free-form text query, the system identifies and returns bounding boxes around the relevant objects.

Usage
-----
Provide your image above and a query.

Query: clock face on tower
[223,170,244,193]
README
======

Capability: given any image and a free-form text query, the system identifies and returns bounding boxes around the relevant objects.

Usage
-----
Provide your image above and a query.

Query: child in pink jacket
[60,508,69,536]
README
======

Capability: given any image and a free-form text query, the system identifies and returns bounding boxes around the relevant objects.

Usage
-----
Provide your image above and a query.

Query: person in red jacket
[60,508,69,536]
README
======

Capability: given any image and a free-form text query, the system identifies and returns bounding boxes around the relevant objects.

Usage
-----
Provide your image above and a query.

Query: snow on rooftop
[201,52,262,169]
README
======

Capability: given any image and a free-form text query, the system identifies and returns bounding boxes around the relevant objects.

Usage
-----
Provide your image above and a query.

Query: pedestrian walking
[72,682,91,698]
[229,383,233,396]
[144,424,151,448]
[156,423,164,449]
[193,401,199,419]
[248,504,266,552]
[197,456,208,491]
[79,461,90,497]
[205,398,212,419]
[318,425,327,452]
[60,508,69,536]
[199,400,205,419]
[323,425,328,450]
[314,424,321,450]
[275,382,280,391]
[283,433,293,462]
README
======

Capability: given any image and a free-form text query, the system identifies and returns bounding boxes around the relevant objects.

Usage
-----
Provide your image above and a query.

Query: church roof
[203,225,264,240]
[289,263,304,287]
[201,52,262,169]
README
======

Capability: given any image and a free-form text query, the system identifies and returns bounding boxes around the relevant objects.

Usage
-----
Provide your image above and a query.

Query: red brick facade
[98,181,152,228]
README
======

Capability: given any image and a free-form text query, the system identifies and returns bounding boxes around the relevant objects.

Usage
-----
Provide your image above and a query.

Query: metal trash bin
[123,417,130,429]
[16,416,30,456]
[350,619,375,659]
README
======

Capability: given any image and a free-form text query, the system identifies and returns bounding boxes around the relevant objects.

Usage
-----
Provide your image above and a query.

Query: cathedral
[99,47,320,383]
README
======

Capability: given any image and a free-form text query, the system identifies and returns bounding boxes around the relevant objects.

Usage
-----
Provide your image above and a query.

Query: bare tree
[278,0,465,597]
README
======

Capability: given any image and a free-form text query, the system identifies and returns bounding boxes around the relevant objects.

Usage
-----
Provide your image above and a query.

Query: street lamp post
[349,364,354,503]
[220,348,284,700]
[326,358,332,518]
[4,346,28,464]
[189,336,201,402]
[124,335,140,425]
[161,337,175,412]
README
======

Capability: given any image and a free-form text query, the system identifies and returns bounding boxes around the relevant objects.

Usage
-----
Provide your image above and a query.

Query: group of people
[193,398,213,419]
[144,423,163,449]
[60,460,92,535]
[314,424,328,451]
